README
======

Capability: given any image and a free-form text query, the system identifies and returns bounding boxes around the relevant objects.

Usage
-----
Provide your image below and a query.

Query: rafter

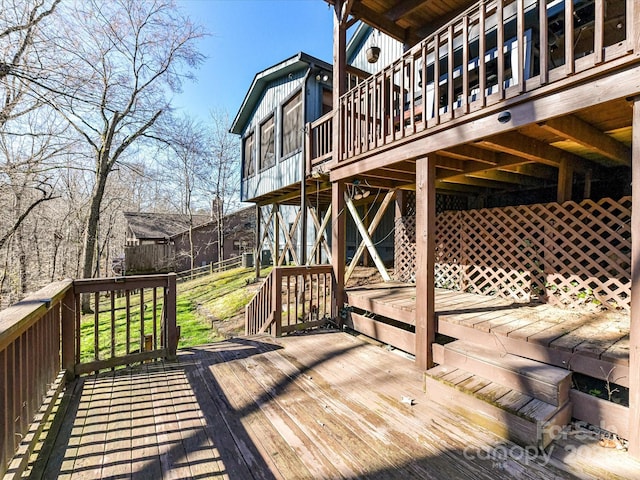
[350,3,413,44]
[476,132,588,171]
[539,115,631,167]
[385,0,425,22]
[437,145,499,165]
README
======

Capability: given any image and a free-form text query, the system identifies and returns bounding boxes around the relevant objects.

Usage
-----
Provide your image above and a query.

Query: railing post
[61,286,76,379]
[165,273,178,360]
[273,268,282,337]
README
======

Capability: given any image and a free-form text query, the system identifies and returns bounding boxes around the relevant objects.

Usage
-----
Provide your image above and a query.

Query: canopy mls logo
[462,420,624,469]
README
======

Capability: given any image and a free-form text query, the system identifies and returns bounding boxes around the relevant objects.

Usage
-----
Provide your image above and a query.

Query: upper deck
[312,0,639,194]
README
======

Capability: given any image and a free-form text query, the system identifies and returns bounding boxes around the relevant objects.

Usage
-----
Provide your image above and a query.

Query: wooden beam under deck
[539,115,632,167]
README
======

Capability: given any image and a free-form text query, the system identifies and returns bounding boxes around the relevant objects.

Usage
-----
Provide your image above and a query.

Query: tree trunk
[81,164,109,311]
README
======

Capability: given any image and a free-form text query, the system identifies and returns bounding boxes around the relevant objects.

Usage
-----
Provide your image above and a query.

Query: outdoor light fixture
[497,111,512,123]
[352,185,370,200]
[316,72,329,82]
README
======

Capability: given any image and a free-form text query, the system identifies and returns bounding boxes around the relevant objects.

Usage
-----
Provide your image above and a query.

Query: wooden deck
[346,284,630,387]
[25,331,640,479]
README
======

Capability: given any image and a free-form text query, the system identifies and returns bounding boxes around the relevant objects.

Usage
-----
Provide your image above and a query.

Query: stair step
[425,364,572,449]
[443,340,571,406]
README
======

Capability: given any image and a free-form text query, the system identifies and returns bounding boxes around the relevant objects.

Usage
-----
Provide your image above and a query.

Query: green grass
[79,266,268,362]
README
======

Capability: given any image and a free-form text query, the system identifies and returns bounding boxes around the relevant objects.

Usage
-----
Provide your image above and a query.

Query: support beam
[255,204,261,278]
[629,96,640,459]
[274,204,281,266]
[331,181,346,323]
[345,190,396,283]
[557,159,574,203]
[333,1,346,168]
[539,115,631,167]
[344,194,391,282]
[477,132,582,168]
[307,205,332,265]
[415,156,436,370]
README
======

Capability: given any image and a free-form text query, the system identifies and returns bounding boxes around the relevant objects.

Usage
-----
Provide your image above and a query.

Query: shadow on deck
[27,331,639,479]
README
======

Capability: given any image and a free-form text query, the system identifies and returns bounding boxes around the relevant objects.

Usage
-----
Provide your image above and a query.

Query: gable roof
[230,52,332,135]
[124,212,211,240]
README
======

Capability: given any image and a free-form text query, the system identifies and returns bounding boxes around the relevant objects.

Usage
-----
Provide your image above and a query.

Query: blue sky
[173,0,334,124]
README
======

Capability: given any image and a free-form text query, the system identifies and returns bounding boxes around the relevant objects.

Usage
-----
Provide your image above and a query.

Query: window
[243,131,255,178]
[259,114,275,170]
[281,90,303,157]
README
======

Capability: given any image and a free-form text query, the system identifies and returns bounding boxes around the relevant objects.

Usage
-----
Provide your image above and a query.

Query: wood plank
[100,371,132,479]
[210,345,323,479]
[348,312,415,354]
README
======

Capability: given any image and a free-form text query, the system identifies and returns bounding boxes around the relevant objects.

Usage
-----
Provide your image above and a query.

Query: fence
[394,196,631,311]
[176,256,243,283]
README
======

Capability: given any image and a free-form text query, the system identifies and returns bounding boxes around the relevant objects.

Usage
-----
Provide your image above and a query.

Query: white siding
[349,30,404,75]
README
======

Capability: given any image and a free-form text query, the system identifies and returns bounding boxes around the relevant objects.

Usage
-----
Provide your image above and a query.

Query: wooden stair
[425,340,572,449]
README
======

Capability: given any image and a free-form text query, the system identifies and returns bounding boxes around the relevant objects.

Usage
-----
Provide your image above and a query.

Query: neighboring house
[243,0,640,459]
[123,212,210,246]
[122,208,255,274]
[171,206,256,271]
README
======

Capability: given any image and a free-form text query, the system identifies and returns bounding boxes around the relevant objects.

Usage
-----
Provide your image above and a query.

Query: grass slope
[79,267,266,361]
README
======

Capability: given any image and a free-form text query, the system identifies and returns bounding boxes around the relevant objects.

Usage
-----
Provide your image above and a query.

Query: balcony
[308,0,638,172]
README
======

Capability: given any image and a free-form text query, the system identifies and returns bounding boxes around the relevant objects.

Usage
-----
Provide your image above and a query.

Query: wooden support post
[415,156,436,370]
[333,0,346,165]
[629,96,640,458]
[165,273,178,360]
[255,204,261,278]
[274,203,280,266]
[300,188,308,266]
[61,287,76,379]
[557,159,573,203]
[332,181,346,323]
[395,189,407,219]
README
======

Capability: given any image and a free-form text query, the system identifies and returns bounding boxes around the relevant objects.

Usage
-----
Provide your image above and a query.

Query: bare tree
[207,109,240,262]
[44,0,204,293]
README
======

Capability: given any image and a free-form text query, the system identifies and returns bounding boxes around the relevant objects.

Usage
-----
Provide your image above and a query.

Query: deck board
[346,284,630,367]
[31,332,640,479]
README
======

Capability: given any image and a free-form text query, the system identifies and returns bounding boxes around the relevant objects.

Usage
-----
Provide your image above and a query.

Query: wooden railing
[245,265,334,336]
[338,0,635,161]
[0,274,177,477]
[306,111,334,174]
[72,274,178,375]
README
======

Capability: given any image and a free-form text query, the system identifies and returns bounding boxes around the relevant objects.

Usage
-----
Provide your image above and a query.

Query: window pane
[260,115,275,170]
[243,132,255,178]
[282,91,303,157]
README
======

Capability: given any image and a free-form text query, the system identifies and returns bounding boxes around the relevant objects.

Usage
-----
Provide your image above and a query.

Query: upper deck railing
[331,0,635,162]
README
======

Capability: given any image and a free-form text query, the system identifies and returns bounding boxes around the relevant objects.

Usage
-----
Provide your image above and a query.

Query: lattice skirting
[393,197,631,311]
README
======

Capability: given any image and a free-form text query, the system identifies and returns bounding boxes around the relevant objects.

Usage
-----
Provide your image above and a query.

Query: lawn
[78,267,267,363]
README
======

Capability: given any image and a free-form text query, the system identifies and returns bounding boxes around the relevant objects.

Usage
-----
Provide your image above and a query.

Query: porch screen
[260,114,275,170]
[243,131,255,178]
[281,90,303,157]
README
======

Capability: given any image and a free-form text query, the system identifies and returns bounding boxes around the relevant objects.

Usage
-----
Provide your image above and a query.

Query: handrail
[245,265,334,336]
[0,274,178,477]
[0,281,73,477]
[336,0,636,162]
[306,111,334,175]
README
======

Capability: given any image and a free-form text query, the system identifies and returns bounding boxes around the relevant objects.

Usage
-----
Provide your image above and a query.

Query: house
[231,47,400,272]
[123,211,211,246]
[243,0,640,459]
[122,208,255,274]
